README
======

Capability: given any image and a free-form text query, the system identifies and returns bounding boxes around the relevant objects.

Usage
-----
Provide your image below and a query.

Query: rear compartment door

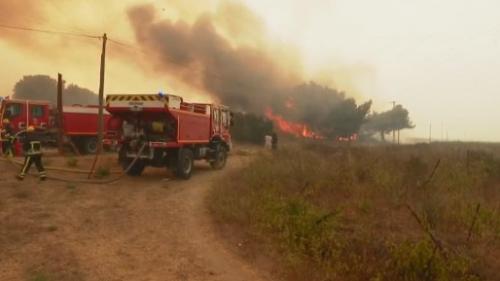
[220,109,231,143]
[212,107,221,136]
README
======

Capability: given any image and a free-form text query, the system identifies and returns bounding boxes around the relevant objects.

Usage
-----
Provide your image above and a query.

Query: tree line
[11,75,414,144]
[12,75,98,105]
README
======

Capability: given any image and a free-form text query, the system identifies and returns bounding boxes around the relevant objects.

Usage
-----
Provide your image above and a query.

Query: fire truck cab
[105,93,232,179]
[0,97,111,154]
[0,99,51,132]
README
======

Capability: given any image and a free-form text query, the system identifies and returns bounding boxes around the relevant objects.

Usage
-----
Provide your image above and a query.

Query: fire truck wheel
[175,148,194,180]
[82,137,98,154]
[210,145,227,170]
[123,159,145,176]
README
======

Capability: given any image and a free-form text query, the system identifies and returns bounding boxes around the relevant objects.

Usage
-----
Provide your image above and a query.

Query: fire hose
[1,158,121,174]
[1,143,147,185]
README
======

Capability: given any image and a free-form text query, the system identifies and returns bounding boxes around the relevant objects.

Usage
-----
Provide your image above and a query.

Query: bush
[230,112,274,145]
[95,166,110,179]
[210,142,500,281]
[381,239,479,281]
[66,157,78,168]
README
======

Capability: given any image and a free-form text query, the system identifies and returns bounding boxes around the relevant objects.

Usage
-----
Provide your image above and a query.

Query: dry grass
[209,141,500,281]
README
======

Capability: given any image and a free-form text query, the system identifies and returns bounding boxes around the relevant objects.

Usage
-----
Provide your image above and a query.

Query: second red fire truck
[0,97,110,154]
[105,93,232,179]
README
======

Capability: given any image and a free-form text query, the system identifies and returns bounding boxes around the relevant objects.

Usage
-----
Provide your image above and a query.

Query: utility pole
[57,73,64,154]
[89,33,107,179]
[391,101,396,144]
[97,33,107,154]
[441,122,444,142]
[429,122,432,143]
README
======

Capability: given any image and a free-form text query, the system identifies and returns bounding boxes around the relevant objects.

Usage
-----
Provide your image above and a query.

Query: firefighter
[1,118,14,157]
[17,126,46,181]
[271,132,278,150]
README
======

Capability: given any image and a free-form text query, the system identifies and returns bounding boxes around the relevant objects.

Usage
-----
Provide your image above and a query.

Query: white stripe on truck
[63,106,110,115]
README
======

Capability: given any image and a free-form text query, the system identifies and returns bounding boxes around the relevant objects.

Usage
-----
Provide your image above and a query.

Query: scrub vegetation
[210,142,500,281]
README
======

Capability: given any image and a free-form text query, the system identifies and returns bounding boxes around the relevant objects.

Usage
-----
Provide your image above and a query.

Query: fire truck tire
[210,145,227,170]
[123,159,145,176]
[175,148,194,180]
[82,137,98,154]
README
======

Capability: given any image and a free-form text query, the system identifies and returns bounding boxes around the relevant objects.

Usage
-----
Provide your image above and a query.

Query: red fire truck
[0,97,110,154]
[105,93,232,179]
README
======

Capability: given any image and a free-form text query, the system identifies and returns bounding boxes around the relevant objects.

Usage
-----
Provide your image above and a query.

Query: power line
[0,23,101,39]
[108,38,139,49]
[0,23,230,84]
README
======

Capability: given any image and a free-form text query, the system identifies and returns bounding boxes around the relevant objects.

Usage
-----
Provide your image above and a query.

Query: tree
[284,82,346,130]
[65,84,98,105]
[322,99,372,139]
[13,75,57,102]
[364,104,415,141]
[13,75,97,105]
[230,112,274,144]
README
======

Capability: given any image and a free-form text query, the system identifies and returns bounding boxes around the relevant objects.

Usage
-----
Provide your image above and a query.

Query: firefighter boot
[39,171,47,181]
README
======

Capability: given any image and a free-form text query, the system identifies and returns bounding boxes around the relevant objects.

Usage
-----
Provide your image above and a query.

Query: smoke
[127,4,361,133]
[0,1,44,25]
[0,1,371,136]
[0,0,47,45]
[128,4,294,114]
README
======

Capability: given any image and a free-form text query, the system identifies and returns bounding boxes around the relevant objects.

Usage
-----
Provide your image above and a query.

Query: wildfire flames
[265,108,323,139]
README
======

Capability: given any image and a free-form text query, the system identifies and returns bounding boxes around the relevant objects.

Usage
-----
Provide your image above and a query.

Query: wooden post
[97,33,107,154]
[429,122,432,143]
[88,33,107,179]
[391,101,396,144]
[57,73,64,154]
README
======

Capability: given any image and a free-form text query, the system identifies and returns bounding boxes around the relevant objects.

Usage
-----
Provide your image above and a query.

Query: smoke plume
[128,4,293,114]
[0,1,371,137]
[127,4,365,135]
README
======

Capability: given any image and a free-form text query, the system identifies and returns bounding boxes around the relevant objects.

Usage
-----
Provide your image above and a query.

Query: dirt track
[0,153,271,281]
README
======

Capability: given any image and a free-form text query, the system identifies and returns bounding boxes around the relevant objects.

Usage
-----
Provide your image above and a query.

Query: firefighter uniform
[17,126,46,181]
[1,119,14,157]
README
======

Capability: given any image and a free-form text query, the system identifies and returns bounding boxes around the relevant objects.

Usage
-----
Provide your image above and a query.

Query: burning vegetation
[265,108,323,139]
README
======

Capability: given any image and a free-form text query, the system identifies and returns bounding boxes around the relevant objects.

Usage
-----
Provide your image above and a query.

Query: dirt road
[0,154,271,281]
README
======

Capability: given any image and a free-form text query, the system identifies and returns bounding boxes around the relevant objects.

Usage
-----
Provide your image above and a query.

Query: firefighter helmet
[26,126,35,132]
[2,118,9,124]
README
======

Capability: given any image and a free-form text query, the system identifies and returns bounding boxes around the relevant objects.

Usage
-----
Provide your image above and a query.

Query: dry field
[0,151,269,281]
[210,142,500,281]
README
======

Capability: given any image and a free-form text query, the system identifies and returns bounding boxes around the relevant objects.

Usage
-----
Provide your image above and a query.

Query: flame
[265,108,323,139]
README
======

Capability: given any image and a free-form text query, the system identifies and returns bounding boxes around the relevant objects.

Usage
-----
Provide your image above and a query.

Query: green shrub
[66,157,78,168]
[95,166,110,179]
[31,273,49,281]
[381,239,479,281]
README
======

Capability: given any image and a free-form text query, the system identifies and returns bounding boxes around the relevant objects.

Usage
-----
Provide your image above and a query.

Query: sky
[245,0,500,142]
[1,0,499,142]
